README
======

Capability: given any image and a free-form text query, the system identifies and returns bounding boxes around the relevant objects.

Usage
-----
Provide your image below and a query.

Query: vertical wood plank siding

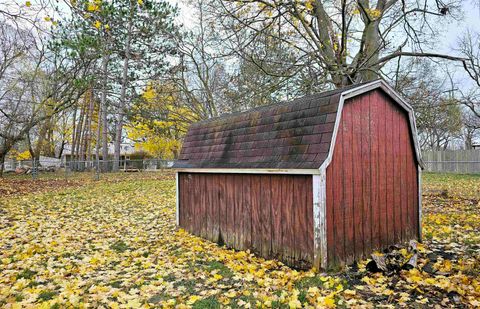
[178,173,314,269]
[326,90,419,266]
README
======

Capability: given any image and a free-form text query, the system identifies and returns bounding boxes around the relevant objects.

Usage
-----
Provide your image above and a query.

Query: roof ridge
[194,81,376,126]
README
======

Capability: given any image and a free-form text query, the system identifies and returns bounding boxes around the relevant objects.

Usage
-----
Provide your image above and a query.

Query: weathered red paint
[177,86,420,270]
[326,90,419,266]
[178,173,314,269]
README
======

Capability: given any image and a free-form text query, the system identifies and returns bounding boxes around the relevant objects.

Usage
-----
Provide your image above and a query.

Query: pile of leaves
[0,172,479,307]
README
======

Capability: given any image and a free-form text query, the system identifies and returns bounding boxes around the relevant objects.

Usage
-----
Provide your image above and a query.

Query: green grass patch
[110,240,129,253]
[37,290,57,302]
[147,293,168,304]
[173,279,198,294]
[203,260,234,278]
[192,296,221,309]
[16,269,37,280]
[294,275,325,289]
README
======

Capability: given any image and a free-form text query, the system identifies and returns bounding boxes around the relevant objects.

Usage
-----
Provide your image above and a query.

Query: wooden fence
[423,150,480,174]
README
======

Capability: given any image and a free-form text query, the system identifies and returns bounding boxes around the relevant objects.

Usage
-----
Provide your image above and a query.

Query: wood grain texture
[378,96,388,248]
[370,93,380,251]
[352,95,364,259]
[281,176,295,266]
[360,93,372,258]
[178,173,314,269]
[270,175,283,260]
[393,109,401,243]
[325,89,419,267]
[260,175,272,258]
[342,103,355,265]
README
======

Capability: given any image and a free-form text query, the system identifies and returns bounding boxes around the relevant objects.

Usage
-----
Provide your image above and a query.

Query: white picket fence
[423,150,480,174]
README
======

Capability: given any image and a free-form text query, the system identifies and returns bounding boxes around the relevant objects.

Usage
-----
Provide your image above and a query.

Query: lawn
[0,172,479,308]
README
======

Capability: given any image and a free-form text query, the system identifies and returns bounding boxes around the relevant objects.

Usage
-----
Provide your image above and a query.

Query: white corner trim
[312,172,327,270]
[176,172,179,226]
[417,166,422,242]
[173,168,321,175]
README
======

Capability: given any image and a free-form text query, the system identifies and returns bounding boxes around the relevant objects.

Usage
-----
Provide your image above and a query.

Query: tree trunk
[0,140,12,177]
[101,93,109,171]
[27,133,35,163]
[85,88,95,164]
[79,94,90,163]
[358,19,381,82]
[75,97,87,164]
[0,152,5,177]
[100,41,111,172]
[71,102,78,164]
[96,92,102,168]
[113,2,134,172]
[33,118,50,162]
[58,140,66,159]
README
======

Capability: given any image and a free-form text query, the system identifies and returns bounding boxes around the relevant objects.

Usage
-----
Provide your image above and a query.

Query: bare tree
[172,8,230,120]
[0,17,90,175]
[209,0,478,88]
[394,60,463,150]
[463,109,480,149]
[455,31,480,125]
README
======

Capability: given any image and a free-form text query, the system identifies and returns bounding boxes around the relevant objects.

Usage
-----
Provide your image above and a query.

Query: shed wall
[178,173,314,269]
[326,90,419,266]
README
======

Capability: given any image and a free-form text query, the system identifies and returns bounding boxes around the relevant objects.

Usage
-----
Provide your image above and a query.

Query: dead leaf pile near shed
[0,173,479,308]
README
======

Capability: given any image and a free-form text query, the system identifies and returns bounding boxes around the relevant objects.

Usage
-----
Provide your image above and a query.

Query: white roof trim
[174,168,321,175]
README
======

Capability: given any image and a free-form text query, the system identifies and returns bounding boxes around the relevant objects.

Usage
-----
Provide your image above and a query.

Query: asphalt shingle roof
[173,83,368,169]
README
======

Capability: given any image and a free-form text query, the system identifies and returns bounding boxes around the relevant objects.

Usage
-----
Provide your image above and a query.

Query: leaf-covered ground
[0,172,479,308]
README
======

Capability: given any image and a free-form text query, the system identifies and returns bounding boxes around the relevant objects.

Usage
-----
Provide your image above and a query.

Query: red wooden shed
[173,80,423,270]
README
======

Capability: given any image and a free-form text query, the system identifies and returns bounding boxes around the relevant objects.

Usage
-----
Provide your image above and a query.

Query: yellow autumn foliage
[127,82,197,159]
[0,172,479,307]
[16,150,32,160]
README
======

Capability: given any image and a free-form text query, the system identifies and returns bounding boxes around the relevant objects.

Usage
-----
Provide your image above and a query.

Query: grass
[192,296,221,309]
[16,269,37,280]
[0,172,478,307]
[110,240,130,253]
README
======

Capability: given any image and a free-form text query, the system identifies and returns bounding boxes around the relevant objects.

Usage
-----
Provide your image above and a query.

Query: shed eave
[174,168,321,175]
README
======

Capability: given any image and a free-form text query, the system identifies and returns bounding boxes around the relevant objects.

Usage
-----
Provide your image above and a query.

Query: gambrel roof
[173,80,422,172]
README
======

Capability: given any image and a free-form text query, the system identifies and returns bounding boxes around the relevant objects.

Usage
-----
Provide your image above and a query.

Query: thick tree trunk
[33,119,50,162]
[357,19,381,83]
[0,140,12,177]
[113,3,133,172]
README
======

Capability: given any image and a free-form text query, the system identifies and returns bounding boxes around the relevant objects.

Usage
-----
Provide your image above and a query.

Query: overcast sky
[173,1,479,88]
[444,2,479,49]
[174,1,479,49]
